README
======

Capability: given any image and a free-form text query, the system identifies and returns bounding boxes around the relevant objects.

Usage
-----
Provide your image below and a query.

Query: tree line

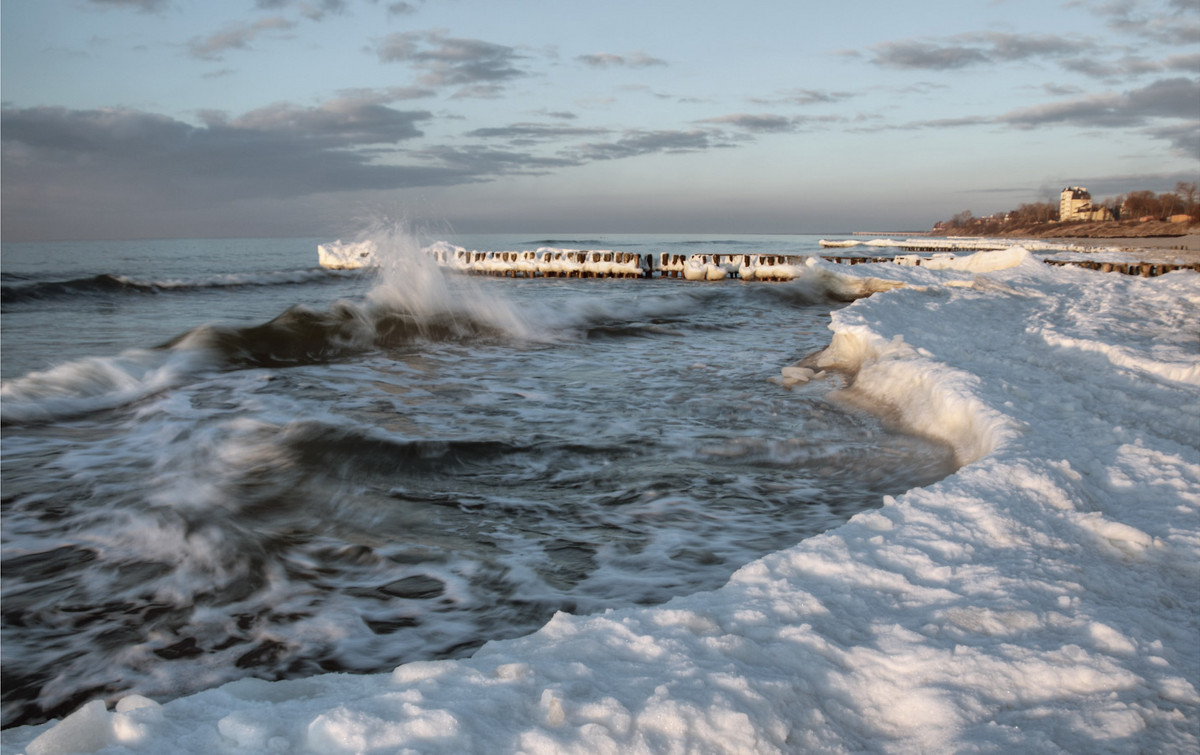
[940,181,1199,233]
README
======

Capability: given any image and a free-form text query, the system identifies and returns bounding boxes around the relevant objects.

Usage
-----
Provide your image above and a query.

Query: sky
[2,0,1197,241]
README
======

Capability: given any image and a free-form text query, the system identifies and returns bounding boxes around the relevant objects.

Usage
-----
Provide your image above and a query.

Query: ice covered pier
[428,247,1199,280]
[318,241,1196,279]
[436,248,817,281]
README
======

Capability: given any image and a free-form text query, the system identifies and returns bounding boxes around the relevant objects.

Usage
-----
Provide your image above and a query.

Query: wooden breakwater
[429,248,1199,280]
[1039,259,1199,277]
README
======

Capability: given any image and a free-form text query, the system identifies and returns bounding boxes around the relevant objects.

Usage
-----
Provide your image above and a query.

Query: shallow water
[0,233,955,727]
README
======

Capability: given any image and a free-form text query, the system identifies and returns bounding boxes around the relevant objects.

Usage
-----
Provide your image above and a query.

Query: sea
[0,231,956,728]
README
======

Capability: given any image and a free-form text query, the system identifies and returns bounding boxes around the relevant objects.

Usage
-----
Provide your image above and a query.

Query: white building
[1060,186,1113,222]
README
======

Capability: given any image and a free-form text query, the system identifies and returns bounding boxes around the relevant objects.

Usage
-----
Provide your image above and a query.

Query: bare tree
[1122,190,1162,220]
[1176,182,1199,220]
[1160,192,1181,218]
[949,210,974,229]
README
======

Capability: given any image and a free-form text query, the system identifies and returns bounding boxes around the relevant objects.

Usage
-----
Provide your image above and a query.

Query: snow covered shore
[4,248,1197,754]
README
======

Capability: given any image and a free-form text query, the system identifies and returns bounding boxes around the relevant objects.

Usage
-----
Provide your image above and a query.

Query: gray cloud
[1144,120,1200,157]
[85,0,169,11]
[1089,0,1200,45]
[747,89,857,107]
[464,123,612,143]
[981,32,1094,61]
[698,114,796,133]
[7,96,762,239]
[188,17,296,60]
[332,85,437,102]
[1042,82,1084,96]
[869,32,1095,70]
[869,41,990,70]
[200,96,432,145]
[416,145,583,175]
[783,88,856,106]
[255,0,348,21]
[849,75,1198,158]
[1052,168,1200,198]
[848,114,988,134]
[576,52,667,68]
[0,101,464,212]
[1059,50,1200,80]
[1001,77,1200,128]
[575,129,727,161]
[376,30,527,95]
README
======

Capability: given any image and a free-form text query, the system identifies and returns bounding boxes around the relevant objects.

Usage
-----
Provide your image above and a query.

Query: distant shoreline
[929,218,1197,240]
[839,227,1200,264]
[851,231,931,236]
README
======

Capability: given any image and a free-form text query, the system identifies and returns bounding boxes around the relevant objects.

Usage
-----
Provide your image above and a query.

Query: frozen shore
[4,247,1197,754]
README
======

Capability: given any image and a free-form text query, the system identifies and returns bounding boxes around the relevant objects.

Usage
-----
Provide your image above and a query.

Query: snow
[318,240,378,270]
[5,247,1198,754]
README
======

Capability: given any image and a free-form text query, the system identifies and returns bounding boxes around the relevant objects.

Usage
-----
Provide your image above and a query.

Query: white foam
[0,345,216,424]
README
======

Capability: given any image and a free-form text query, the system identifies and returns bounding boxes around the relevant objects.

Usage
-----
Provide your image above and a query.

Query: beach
[1050,233,1200,264]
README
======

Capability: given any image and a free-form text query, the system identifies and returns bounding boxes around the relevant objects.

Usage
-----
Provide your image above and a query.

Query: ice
[317,239,378,270]
[4,246,1198,754]
[23,702,109,755]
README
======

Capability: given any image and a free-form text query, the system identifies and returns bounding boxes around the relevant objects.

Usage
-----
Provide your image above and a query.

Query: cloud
[980,32,1094,61]
[847,114,989,134]
[781,88,856,106]
[416,145,583,175]
[869,41,990,70]
[255,0,348,21]
[200,96,433,145]
[333,85,437,102]
[85,0,169,11]
[576,52,667,68]
[852,75,1199,158]
[698,114,796,133]
[575,129,728,161]
[747,89,857,107]
[464,123,612,143]
[7,94,763,239]
[188,17,296,60]
[1000,77,1200,128]
[849,75,1198,148]
[0,101,465,212]
[1086,0,1200,45]
[1145,120,1200,158]
[1042,82,1084,96]
[376,30,527,95]
[1054,168,1200,198]
[868,32,1094,70]
[1059,51,1200,80]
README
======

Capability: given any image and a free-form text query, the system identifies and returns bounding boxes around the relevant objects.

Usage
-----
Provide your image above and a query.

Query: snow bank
[5,249,1198,754]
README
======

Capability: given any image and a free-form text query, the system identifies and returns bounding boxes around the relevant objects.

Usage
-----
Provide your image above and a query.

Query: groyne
[429,247,1199,280]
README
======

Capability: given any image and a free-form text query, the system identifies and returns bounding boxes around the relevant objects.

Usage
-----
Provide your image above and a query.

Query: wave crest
[2,270,340,306]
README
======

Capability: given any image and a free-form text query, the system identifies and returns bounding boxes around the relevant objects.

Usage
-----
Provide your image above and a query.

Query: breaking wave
[1,270,342,306]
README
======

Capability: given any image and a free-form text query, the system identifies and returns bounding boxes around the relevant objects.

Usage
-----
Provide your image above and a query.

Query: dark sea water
[0,232,955,728]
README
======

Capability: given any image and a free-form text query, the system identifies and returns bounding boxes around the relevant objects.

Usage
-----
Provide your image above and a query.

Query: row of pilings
[1040,259,1200,277]
[430,249,1199,280]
